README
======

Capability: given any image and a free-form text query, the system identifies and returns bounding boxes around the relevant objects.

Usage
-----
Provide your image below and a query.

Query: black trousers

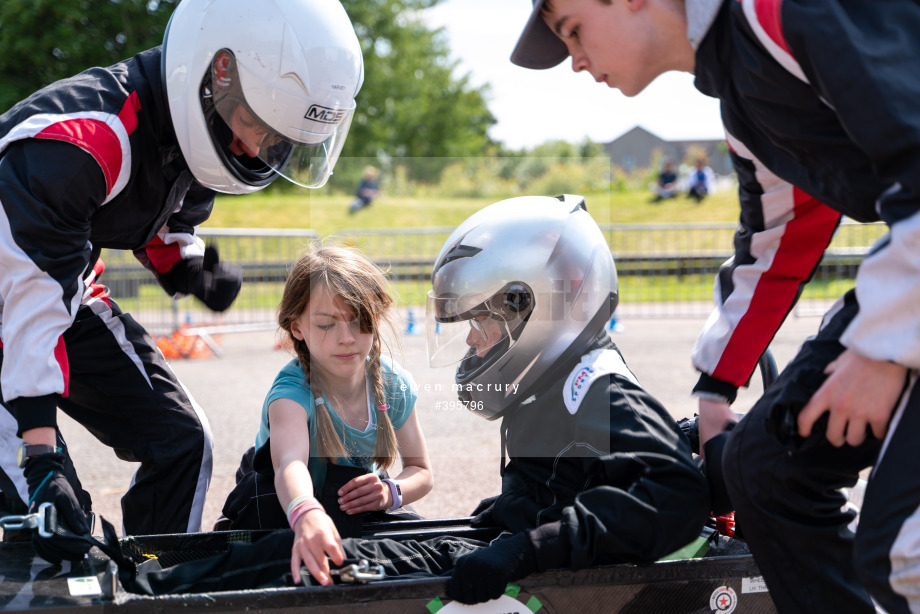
[0,300,213,535]
[128,529,486,596]
[724,289,920,614]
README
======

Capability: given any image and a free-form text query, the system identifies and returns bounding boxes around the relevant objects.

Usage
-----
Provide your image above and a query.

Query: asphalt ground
[53,311,826,537]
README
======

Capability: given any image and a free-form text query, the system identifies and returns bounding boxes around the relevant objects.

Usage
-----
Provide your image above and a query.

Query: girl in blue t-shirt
[219,246,432,586]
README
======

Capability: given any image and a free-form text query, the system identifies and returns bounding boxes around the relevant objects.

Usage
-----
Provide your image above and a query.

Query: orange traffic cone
[155,325,214,360]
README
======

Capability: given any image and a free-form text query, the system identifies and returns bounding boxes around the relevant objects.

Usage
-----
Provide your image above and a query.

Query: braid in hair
[289,336,347,463]
[368,339,398,471]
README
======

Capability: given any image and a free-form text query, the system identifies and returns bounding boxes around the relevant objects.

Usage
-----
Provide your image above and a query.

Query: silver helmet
[427,194,618,420]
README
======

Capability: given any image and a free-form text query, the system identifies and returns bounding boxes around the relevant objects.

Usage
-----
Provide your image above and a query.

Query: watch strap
[19,444,62,467]
[382,478,402,511]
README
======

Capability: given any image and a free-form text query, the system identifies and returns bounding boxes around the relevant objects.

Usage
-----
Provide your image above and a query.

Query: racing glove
[161,245,242,312]
[702,425,735,516]
[468,494,500,528]
[446,531,537,604]
[24,453,92,564]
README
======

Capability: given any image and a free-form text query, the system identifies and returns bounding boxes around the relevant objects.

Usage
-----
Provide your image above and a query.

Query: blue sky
[422,0,726,149]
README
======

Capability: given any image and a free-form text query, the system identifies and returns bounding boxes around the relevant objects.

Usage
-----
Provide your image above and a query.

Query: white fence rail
[98,220,885,336]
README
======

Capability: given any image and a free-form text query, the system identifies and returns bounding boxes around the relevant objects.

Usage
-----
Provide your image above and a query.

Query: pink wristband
[288,499,324,529]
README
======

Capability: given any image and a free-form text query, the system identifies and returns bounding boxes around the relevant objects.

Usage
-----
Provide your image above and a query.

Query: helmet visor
[426,291,522,369]
[211,54,355,189]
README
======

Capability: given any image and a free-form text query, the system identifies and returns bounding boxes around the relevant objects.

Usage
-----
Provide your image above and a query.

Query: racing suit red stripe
[144,235,185,273]
[711,192,840,386]
[36,120,123,193]
[752,0,790,54]
[53,336,69,397]
[117,91,141,136]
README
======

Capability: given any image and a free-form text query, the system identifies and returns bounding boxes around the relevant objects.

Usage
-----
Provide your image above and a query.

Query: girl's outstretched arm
[268,398,345,585]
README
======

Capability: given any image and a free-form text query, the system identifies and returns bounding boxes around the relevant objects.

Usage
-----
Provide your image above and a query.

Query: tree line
[0,1,635,196]
[0,2,491,167]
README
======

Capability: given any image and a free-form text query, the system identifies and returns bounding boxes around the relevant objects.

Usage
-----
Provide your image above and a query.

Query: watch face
[17,445,26,468]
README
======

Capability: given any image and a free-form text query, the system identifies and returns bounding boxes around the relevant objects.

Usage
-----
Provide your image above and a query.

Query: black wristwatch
[17,443,62,468]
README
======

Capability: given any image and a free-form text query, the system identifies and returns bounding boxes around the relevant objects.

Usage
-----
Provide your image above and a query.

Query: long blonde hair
[278,245,400,470]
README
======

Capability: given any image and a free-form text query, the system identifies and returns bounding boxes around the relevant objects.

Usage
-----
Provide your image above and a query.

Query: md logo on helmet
[305,105,349,124]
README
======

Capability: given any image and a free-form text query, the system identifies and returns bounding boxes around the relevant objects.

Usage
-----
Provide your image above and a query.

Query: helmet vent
[439,243,482,267]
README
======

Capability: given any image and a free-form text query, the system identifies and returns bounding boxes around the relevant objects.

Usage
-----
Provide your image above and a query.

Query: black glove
[194,246,242,312]
[446,531,537,604]
[469,494,499,528]
[162,246,242,312]
[24,453,92,564]
[677,414,701,456]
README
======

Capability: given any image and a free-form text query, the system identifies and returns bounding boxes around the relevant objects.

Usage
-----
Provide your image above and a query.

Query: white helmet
[162,0,364,194]
[427,195,618,420]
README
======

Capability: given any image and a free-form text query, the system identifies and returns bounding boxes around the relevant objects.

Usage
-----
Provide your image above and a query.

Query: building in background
[602,126,732,176]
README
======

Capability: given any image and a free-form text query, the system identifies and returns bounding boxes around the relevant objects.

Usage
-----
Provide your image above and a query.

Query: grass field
[103,185,873,312]
[205,187,885,256]
[206,188,745,237]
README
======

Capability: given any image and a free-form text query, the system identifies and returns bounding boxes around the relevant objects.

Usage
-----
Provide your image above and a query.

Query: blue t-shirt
[254,355,417,496]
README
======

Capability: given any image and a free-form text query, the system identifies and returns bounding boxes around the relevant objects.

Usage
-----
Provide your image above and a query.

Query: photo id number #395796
[435,400,483,411]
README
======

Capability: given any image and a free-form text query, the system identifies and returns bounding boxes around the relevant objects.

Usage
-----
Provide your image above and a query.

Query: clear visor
[426,292,521,368]
[211,59,355,189]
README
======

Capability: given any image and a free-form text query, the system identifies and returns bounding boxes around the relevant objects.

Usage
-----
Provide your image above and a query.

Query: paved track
[56,312,825,535]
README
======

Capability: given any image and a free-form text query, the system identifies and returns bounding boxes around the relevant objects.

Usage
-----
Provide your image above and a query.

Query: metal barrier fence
[99,220,887,337]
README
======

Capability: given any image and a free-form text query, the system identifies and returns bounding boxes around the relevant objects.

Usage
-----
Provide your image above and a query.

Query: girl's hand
[697,398,739,460]
[291,509,345,586]
[338,473,391,513]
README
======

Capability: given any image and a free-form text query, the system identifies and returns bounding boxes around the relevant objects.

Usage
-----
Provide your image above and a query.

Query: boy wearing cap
[510,1,920,613]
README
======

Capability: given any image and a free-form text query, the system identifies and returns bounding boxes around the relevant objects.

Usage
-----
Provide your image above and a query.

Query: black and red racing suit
[0,47,215,534]
[689,0,920,612]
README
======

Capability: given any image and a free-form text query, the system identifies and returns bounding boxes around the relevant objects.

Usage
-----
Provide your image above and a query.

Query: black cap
[511,0,570,69]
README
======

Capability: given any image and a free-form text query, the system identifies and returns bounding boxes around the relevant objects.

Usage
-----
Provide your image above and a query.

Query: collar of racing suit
[686,0,725,50]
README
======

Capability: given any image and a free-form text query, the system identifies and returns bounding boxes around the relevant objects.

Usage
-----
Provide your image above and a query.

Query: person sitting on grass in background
[348,166,380,214]
[686,158,714,203]
[651,159,679,201]
[218,245,433,583]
